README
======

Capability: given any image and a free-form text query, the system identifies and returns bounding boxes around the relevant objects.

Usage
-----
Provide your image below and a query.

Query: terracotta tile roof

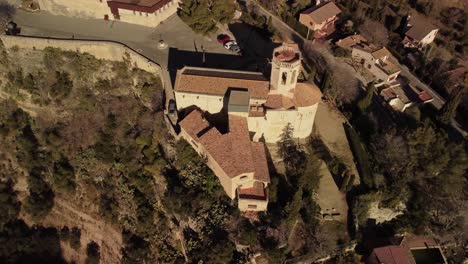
[178,109,211,139]
[179,110,270,183]
[406,15,438,41]
[373,246,413,264]
[381,87,397,101]
[399,235,438,249]
[238,186,266,200]
[109,0,164,7]
[265,94,294,109]
[372,47,391,60]
[293,83,322,107]
[251,142,270,182]
[175,67,270,99]
[418,91,433,102]
[301,2,341,24]
[336,34,368,50]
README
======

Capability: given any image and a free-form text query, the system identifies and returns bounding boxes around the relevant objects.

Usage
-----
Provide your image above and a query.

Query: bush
[51,157,76,193]
[86,241,100,264]
[69,227,81,250]
[60,226,70,241]
[344,124,373,188]
[333,46,351,57]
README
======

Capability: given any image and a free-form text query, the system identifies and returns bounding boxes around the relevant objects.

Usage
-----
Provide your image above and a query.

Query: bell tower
[270,43,302,95]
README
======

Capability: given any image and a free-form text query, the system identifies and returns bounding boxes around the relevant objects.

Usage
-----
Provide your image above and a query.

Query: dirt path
[20,198,123,264]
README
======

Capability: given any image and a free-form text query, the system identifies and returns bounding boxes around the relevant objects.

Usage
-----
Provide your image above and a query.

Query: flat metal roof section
[228,90,250,113]
[182,68,267,81]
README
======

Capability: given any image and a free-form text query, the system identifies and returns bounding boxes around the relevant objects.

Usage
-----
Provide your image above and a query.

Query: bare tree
[358,19,389,46]
[303,43,361,105]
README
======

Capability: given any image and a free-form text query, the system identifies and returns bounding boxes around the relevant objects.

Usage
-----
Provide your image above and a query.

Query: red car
[217,34,231,44]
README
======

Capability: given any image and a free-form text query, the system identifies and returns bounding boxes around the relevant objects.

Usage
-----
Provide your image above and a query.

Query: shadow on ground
[167,23,282,87]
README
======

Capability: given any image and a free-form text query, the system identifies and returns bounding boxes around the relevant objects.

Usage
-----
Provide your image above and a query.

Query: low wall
[0,35,162,76]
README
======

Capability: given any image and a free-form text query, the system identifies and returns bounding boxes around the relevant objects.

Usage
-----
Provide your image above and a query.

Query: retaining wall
[0,35,162,76]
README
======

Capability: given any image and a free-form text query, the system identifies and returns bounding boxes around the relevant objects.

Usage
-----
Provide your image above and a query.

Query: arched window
[281,72,287,85]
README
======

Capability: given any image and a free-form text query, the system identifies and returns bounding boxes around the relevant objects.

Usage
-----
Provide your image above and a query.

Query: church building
[175,43,322,211]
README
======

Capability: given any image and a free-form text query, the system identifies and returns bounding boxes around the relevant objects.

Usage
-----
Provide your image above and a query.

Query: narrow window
[290,70,296,84]
[281,72,287,85]
[248,205,257,209]
[240,176,248,180]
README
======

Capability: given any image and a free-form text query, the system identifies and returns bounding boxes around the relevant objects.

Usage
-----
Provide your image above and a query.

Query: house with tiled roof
[368,235,447,264]
[37,0,178,27]
[350,41,401,86]
[299,1,341,39]
[175,43,322,211]
[336,34,369,51]
[368,245,413,264]
[402,14,439,49]
[380,85,415,112]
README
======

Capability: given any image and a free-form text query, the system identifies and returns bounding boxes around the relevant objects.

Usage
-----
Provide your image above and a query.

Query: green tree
[0,179,21,230]
[438,87,464,124]
[86,241,100,264]
[277,123,306,176]
[51,156,76,193]
[178,0,235,35]
[357,83,376,112]
[69,227,81,250]
[24,170,55,220]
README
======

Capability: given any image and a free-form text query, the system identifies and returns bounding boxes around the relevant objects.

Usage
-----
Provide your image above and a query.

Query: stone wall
[0,35,162,76]
[37,0,109,19]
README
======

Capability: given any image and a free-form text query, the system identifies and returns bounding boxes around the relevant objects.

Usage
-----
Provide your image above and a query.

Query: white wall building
[36,0,178,27]
[351,44,401,86]
[402,15,439,49]
[174,43,322,143]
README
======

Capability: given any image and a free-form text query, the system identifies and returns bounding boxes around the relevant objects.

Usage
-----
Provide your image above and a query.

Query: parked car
[217,34,231,44]
[168,99,177,117]
[231,45,242,54]
[224,40,236,50]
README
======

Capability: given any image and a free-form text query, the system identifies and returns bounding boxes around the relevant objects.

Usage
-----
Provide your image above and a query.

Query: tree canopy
[178,0,235,35]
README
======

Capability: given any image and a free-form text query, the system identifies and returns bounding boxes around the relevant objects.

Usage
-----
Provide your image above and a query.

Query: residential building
[179,109,270,211]
[336,34,369,51]
[299,1,341,39]
[174,43,322,143]
[380,85,414,112]
[368,235,447,264]
[36,0,178,27]
[402,14,439,49]
[368,245,413,264]
[407,83,434,104]
[351,43,401,86]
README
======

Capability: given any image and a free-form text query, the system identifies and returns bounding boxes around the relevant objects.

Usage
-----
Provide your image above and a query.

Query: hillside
[0,42,179,263]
